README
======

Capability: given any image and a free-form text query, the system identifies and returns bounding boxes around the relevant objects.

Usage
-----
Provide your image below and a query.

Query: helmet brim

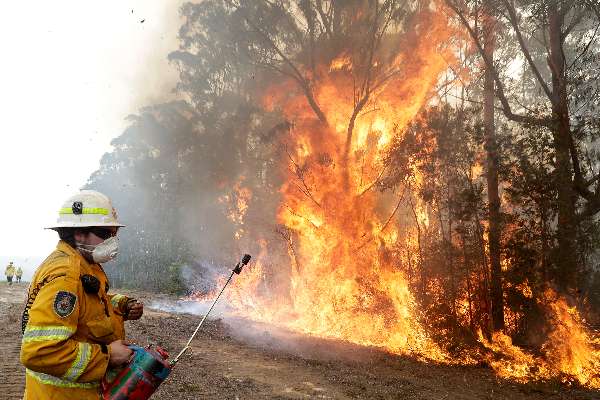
[45,222,126,230]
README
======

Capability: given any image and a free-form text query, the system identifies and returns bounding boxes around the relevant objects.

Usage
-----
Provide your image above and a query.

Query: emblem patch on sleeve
[53,291,77,318]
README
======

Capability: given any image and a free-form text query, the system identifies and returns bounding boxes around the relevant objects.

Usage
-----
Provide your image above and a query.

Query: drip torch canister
[101,254,252,400]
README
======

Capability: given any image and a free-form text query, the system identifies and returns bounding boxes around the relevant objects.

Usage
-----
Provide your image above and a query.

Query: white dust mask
[76,236,119,264]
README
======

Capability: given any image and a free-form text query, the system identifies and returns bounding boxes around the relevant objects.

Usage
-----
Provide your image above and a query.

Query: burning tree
[197,0,456,358]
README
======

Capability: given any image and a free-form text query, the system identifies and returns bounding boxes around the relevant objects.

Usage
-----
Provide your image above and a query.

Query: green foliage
[164,263,188,295]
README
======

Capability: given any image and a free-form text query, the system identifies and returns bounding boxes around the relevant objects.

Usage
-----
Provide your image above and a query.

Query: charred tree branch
[356,190,405,251]
[283,204,321,230]
[229,0,329,125]
[285,146,322,208]
[358,164,389,197]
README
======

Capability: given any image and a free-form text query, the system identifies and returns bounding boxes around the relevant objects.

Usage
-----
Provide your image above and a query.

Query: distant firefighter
[16,266,23,283]
[5,261,15,285]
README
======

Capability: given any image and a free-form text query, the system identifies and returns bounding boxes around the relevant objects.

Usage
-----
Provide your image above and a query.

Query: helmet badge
[72,201,83,215]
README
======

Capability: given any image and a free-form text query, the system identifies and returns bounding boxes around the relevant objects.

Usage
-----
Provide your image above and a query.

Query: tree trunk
[461,231,475,333]
[548,3,578,294]
[448,213,457,326]
[474,211,492,339]
[483,5,504,332]
[440,189,457,324]
[540,204,549,283]
[409,198,425,298]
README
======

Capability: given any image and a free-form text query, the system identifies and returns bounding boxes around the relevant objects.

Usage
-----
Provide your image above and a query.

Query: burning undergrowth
[478,289,600,388]
[150,295,410,365]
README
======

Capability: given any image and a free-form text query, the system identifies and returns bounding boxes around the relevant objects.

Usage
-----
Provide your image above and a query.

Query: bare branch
[283,204,321,230]
[500,0,554,102]
[568,21,600,69]
[276,225,302,274]
[563,9,586,39]
[315,0,333,38]
[284,146,322,208]
[560,0,580,20]
[344,1,399,164]
[228,0,329,125]
[444,0,552,127]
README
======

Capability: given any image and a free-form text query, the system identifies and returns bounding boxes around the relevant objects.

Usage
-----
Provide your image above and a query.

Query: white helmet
[47,190,125,229]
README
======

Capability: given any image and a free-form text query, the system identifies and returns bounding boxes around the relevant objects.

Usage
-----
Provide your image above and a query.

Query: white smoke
[148,298,232,317]
[149,297,380,363]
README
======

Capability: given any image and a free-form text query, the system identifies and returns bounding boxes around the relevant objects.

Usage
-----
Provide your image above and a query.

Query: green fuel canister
[101,345,171,400]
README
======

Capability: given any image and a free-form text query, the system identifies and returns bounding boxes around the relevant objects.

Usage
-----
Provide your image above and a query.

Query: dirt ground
[1,282,599,400]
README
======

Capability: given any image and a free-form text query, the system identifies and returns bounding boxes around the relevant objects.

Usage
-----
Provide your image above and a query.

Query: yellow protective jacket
[5,264,15,276]
[16,267,23,278]
[20,241,133,400]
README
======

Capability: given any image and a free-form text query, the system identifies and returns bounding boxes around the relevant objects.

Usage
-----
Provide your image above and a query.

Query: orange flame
[219,177,253,239]
[223,5,454,362]
[480,289,600,388]
[542,290,600,387]
[329,55,352,72]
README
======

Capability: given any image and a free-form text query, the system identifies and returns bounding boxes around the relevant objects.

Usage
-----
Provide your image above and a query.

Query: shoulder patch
[53,291,77,318]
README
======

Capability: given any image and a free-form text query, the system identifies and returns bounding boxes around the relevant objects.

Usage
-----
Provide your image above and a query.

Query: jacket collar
[56,240,95,270]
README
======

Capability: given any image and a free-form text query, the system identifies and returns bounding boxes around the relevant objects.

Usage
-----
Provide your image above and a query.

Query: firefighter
[20,190,144,400]
[5,261,15,285]
[15,266,23,283]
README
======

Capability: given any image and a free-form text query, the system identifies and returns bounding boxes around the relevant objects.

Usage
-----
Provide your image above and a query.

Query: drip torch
[101,254,252,400]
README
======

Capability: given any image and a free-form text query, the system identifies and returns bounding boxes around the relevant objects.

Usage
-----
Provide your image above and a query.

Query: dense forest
[86,0,600,388]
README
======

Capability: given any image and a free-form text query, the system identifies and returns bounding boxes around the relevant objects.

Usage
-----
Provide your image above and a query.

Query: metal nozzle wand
[171,254,251,365]
[102,254,251,399]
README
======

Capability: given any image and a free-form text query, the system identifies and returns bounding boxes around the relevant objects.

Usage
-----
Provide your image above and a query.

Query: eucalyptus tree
[446,0,600,294]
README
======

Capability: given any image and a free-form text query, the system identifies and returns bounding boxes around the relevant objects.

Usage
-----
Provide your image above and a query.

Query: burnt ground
[1,283,599,400]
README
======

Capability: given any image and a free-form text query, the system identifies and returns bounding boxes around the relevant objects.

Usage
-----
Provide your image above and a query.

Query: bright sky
[0,1,183,279]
